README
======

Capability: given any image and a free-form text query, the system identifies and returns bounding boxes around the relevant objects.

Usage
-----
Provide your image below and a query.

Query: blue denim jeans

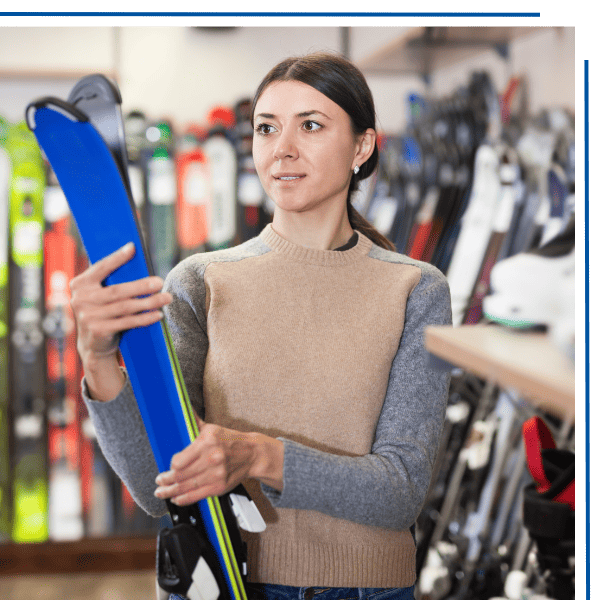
[245,585,415,600]
[170,585,415,600]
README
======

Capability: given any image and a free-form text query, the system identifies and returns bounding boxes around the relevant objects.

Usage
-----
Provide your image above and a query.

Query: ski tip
[25,97,90,132]
[68,73,123,107]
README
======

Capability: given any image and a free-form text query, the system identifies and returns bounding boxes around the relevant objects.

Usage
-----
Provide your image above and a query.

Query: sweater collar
[259,224,372,266]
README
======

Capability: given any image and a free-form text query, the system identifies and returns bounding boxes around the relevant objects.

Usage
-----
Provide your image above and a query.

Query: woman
[72,52,452,600]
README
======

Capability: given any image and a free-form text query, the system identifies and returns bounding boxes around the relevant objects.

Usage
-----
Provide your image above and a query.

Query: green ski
[0,115,12,541]
[7,121,48,543]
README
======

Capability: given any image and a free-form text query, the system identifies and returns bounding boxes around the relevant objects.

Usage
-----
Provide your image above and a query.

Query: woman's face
[252,80,368,218]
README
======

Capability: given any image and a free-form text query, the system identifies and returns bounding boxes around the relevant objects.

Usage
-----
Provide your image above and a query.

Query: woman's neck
[271,204,354,251]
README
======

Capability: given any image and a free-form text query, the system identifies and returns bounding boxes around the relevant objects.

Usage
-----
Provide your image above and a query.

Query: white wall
[0,26,342,126]
[117,27,343,126]
[0,25,574,134]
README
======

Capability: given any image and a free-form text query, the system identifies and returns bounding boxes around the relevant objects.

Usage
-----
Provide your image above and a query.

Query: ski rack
[26,95,250,600]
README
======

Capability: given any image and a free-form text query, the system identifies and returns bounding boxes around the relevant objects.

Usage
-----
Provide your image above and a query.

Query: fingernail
[155,470,173,485]
[121,242,134,253]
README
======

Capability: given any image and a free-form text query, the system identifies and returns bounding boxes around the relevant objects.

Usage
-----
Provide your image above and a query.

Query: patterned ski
[462,157,520,324]
[7,121,48,543]
[176,139,211,258]
[124,110,150,228]
[234,99,265,242]
[146,122,179,279]
[43,195,84,540]
[205,107,238,251]
[0,116,12,541]
[444,143,502,325]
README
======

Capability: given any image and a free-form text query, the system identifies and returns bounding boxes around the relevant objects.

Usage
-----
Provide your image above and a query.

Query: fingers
[71,241,136,289]
[154,424,252,506]
[155,451,227,505]
[89,274,165,304]
[169,426,226,475]
[72,278,170,332]
[70,242,173,360]
[78,289,172,322]
[80,308,166,347]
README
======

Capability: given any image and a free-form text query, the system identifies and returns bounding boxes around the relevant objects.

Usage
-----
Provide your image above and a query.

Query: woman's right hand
[70,242,172,400]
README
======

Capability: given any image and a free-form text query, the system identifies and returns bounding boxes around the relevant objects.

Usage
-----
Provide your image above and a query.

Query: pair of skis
[27,75,264,600]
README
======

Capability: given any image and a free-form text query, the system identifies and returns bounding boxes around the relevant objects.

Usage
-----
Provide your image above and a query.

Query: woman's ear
[355,128,377,166]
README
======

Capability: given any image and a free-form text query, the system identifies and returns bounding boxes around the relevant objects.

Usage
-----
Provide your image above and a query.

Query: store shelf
[0,536,155,575]
[0,69,118,81]
[357,26,542,77]
[425,324,575,421]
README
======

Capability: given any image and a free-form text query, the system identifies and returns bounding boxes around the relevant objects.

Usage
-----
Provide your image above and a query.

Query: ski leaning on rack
[0,120,11,541]
[176,132,211,258]
[27,88,264,600]
[7,122,49,543]
[204,107,238,251]
[234,99,266,242]
[146,121,179,279]
[43,174,84,541]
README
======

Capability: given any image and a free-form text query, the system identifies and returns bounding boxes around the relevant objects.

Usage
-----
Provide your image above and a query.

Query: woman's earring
[353,165,360,175]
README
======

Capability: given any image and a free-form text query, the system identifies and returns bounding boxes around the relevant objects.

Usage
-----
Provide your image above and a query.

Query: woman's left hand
[154,416,284,506]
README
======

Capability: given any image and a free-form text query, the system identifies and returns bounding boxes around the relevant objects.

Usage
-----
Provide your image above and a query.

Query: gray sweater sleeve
[81,372,168,517]
[261,263,452,531]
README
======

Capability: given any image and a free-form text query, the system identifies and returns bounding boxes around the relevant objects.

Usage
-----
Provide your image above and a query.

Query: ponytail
[347,149,395,252]
[347,200,395,252]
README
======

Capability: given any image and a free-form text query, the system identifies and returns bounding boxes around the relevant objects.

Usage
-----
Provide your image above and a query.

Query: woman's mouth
[273,173,305,181]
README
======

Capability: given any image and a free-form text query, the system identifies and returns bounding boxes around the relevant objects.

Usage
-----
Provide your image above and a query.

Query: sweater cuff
[81,368,140,427]
[259,438,300,507]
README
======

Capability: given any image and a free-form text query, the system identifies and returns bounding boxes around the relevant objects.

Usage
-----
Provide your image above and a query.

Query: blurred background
[0,25,575,600]
[0,26,574,131]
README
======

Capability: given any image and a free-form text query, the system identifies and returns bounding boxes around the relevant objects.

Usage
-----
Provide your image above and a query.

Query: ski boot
[482,215,575,361]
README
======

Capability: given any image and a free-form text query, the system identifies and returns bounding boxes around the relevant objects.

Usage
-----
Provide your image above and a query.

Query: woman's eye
[302,120,323,132]
[255,123,275,135]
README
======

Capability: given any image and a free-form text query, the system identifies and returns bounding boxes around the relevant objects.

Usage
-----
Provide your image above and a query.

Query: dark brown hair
[251,51,395,252]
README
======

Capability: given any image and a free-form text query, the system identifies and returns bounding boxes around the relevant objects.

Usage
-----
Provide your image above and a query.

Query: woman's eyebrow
[255,112,276,120]
[254,110,332,121]
[296,110,332,120]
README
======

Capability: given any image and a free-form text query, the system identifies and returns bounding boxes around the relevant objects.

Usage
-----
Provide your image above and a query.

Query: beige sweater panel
[202,226,422,587]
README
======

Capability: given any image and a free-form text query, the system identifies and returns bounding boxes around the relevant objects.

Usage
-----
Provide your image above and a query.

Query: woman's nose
[273,130,298,160]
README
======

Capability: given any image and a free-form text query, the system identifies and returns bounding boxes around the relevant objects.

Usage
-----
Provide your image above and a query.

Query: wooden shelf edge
[358,26,547,76]
[425,324,575,422]
[0,536,156,575]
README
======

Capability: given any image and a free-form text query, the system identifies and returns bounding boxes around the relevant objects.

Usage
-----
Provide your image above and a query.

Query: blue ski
[26,95,255,600]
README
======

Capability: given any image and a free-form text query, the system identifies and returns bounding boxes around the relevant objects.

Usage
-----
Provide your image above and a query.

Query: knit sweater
[82,224,452,588]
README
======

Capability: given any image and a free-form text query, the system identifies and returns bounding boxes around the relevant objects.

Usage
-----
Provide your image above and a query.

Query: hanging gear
[522,416,574,600]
